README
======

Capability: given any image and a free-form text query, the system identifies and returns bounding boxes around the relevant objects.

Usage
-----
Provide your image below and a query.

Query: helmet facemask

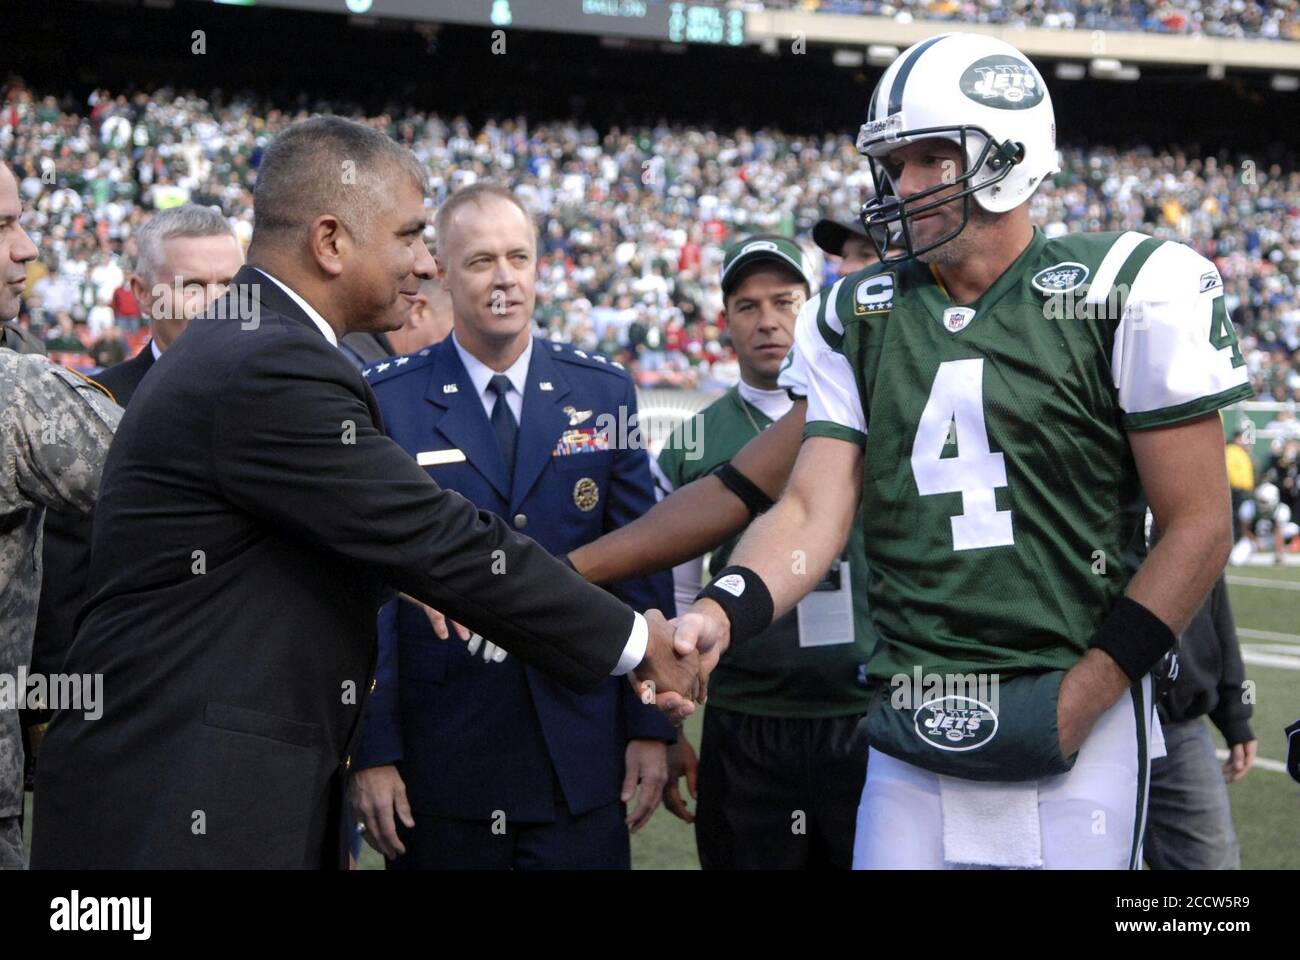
[858,123,1025,265]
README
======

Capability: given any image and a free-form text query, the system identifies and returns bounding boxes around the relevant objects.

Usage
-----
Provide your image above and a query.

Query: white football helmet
[857,32,1060,262]
[1256,482,1281,512]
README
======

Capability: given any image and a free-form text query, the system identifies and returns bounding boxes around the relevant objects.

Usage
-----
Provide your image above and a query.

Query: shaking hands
[628,602,732,724]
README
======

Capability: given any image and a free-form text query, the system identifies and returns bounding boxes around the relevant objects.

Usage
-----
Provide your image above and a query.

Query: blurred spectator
[756,0,1300,41]
[90,323,126,368]
[1226,427,1257,540]
[1,78,1296,393]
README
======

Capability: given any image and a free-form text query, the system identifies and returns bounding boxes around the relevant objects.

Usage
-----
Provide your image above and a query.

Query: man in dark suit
[32,205,244,694]
[351,184,673,868]
[31,116,697,870]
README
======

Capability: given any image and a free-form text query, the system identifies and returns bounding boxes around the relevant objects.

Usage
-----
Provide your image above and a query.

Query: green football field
[25,562,1298,870]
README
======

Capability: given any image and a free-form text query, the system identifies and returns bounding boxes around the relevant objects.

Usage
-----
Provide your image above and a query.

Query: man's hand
[349,764,415,861]
[400,593,470,640]
[1223,739,1257,783]
[622,739,668,833]
[1057,649,1131,758]
[631,609,701,723]
[671,598,732,687]
[399,594,504,661]
[662,736,699,823]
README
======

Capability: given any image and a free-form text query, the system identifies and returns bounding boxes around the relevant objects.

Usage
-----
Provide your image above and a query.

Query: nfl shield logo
[942,307,976,333]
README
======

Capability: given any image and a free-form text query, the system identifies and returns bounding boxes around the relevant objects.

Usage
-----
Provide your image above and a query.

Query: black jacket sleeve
[1206,577,1254,746]
[210,334,634,693]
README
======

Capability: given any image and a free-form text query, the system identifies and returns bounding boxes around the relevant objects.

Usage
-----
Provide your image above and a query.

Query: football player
[1231,482,1298,565]
[668,32,1252,869]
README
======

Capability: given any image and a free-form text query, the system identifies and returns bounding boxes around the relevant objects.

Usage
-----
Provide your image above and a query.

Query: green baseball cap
[720,234,812,297]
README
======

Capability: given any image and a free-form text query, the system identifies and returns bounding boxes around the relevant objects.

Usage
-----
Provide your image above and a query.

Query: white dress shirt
[451,331,531,424]
[254,268,339,347]
[150,338,162,362]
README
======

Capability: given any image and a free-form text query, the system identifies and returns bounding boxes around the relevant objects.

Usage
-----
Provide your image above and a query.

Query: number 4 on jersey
[910,359,1015,551]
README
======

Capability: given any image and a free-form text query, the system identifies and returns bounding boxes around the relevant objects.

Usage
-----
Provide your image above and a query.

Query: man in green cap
[655,235,873,869]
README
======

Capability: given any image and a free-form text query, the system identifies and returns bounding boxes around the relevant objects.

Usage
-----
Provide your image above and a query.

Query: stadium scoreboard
[212,0,747,46]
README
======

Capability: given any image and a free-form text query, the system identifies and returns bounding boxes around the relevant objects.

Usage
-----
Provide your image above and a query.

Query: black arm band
[712,462,774,520]
[1088,596,1177,683]
[696,565,774,646]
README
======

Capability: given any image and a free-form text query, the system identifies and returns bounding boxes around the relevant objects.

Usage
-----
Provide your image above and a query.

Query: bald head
[250,115,427,250]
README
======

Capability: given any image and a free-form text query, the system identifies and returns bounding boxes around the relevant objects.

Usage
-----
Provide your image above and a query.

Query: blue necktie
[487,374,518,480]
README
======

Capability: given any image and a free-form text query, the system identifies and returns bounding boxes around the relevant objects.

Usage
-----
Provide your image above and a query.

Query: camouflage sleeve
[0,351,121,515]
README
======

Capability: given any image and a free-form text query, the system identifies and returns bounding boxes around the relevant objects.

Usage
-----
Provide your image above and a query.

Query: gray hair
[134,204,237,284]
[251,115,427,247]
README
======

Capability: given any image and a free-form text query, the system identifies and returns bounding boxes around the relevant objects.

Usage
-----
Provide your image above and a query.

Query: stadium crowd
[2,78,1298,401]
[755,0,1300,41]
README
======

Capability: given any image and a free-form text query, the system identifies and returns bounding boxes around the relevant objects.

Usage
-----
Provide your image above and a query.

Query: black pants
[387,799,630,870]
[1231,488,1249,541]
[695,706,868,870]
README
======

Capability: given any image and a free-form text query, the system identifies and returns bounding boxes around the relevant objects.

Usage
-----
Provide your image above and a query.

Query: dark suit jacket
[355,338,674,825]
[93,340,157,406]
[33,342,156,679]
[31,266,635,869]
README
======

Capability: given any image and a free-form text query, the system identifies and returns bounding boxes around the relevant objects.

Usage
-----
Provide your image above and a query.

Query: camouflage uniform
[0,321,47,357]
[0,349,120,868]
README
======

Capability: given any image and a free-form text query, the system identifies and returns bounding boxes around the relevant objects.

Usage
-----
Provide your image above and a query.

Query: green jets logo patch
[1031,261,1089,295]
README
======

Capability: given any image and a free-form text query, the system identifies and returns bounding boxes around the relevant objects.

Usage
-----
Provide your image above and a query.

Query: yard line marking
[1240,649,1300,670]
[1238,628,1300,644]
[1214,750,1289,775]
[1226,575,1300,591]
[1243,644,1300,657]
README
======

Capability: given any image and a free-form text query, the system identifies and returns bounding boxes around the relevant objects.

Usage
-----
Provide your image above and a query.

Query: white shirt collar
[150,338,162,362]
[452,331,533,404]
[254,268,339,347]
[738,377,794,423]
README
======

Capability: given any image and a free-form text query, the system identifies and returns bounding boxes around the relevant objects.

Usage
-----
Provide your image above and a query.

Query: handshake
[630,605,733,724]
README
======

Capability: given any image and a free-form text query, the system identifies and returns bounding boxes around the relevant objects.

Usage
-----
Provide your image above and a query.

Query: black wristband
[1089,596,1177,683]
[696,565,774,646]
[712,462,774,519]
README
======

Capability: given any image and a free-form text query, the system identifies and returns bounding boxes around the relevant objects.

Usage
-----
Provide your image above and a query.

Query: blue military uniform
[355,335,675,868]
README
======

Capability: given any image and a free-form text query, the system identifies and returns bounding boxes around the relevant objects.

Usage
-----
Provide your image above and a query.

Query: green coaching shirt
[657,382,876,718]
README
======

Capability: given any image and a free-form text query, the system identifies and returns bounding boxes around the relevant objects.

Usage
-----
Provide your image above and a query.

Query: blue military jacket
[355,336,675,821]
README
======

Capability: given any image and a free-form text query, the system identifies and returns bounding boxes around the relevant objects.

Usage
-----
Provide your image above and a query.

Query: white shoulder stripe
[1085,231,1147,305]
[822,278,847,337]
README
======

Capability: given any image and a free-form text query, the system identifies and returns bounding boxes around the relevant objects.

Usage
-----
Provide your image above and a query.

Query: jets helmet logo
[960,55,1045,110]
[913,696,999,752]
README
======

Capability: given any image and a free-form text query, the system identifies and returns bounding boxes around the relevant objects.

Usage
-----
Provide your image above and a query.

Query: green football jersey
[657,387,875,718]
[797,227,1252,682]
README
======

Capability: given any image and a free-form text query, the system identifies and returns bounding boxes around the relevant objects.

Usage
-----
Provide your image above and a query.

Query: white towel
[939,775,1043,868]
[1150,710,1167,760]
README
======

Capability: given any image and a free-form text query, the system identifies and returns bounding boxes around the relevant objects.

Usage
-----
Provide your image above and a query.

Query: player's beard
[916,202,999,266]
